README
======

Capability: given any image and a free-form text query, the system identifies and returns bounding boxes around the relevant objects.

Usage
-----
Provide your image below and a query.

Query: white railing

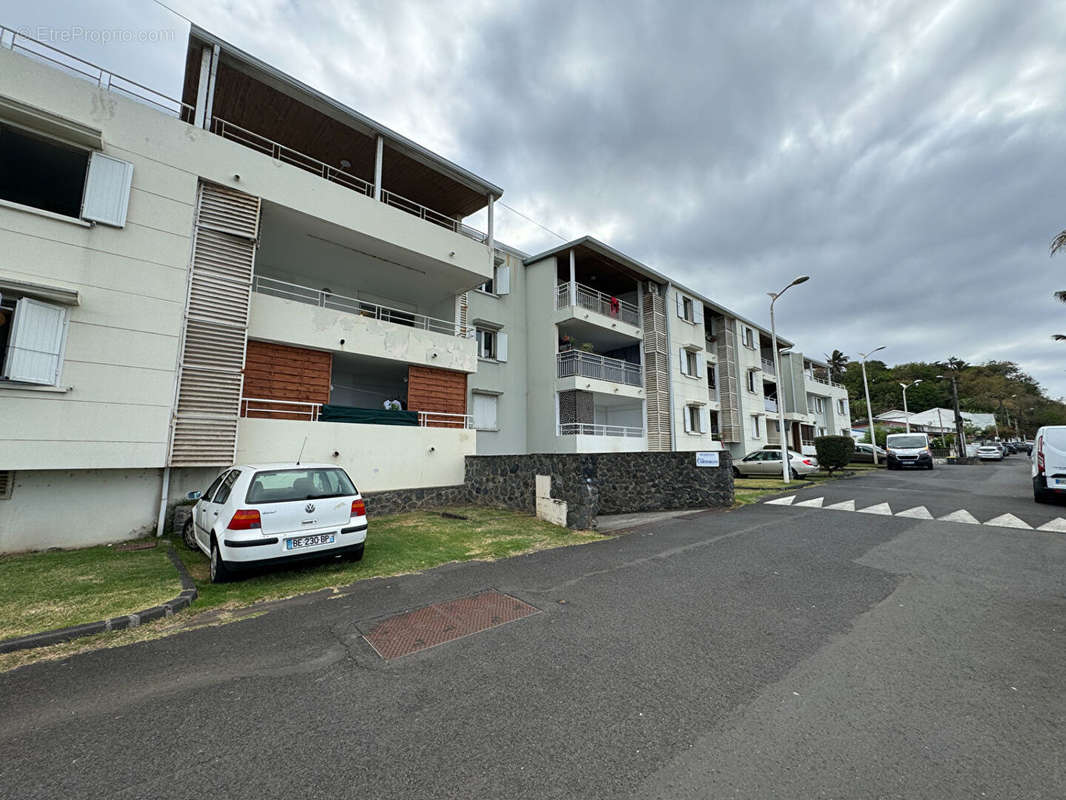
[557,351,642,386]
[805,372,839,387]
[212,118,374,195]
[252,275,473,338]
[555,282,639,327]
[558,423,645,438]
[761,358,776,375]
[764,398,779,413]
[1,25,194,122]
[241,397,321,421]
[418,411,474,429]
[380,189,489,244]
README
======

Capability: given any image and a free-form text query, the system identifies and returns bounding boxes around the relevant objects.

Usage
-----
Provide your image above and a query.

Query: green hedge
[814,436,855,474]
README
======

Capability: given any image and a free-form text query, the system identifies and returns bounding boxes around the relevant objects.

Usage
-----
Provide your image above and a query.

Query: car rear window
[246,468,357,504]
[1043,429,1066,449]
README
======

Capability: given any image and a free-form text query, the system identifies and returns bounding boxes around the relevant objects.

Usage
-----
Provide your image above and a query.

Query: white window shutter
[696,352,705,378]
[496,332,508,362]
[82,152,134,227]
[3,298,66,384]
[679,348,687,375]
[496,265,510,295]
[675,292,684,318]
[694,303,704,325]
[473,393,498,430]
[699,407,710,435]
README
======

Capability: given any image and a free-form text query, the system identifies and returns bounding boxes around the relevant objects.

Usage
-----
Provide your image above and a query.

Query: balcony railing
[1,25,194,122]
[804,371,839,387]
[252,276,473,338]
[557,351,642,387]
[555,283,640,327]
[764,398,779,413]
[0,26,490,246]
[241,398,472,428]
[761,358,777,376]
[558,423,645,438]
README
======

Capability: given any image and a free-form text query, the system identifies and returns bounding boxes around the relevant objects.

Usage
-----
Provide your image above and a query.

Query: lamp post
[900,379,922,433]
[769,275,809,483]
[858,346,886,464]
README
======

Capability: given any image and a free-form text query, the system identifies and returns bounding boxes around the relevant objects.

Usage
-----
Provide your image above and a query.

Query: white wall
[667,286,715,452]
[235,418,474,492]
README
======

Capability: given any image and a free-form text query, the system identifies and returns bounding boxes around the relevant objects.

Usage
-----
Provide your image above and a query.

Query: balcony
[558,423,644,438]
[240,398,473,428]
[764,398,779,413]
[555,283,640,327]
[557,351,642,387]
[761,357,776,376]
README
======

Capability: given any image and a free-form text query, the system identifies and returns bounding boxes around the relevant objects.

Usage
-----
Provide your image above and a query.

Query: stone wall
[363,484,470,517]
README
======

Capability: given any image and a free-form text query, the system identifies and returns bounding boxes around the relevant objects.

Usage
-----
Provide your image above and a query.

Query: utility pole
[858,346,886,464]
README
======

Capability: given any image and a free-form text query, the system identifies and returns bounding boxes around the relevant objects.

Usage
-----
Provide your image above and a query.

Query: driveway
[1,459,1063,799]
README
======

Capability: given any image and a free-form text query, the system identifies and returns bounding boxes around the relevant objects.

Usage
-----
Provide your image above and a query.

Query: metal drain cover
[363,591,539,660]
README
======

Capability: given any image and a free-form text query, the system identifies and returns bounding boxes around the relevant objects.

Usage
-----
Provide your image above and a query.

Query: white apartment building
[0,24,850,552]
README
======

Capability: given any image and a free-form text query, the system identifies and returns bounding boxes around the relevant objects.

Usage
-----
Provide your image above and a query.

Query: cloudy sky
[6,0,1066,395]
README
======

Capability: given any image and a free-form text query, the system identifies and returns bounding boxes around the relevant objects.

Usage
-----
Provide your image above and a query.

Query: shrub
[814,435,855,474]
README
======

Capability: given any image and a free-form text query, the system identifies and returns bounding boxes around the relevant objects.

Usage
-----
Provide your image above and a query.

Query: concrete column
[373,135,384,200]
[486,193,495,261]
[193,46,212,128]
[203,43,220,130]
[569,249,576,307]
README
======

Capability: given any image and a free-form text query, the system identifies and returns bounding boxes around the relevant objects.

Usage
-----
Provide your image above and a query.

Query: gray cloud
[6,0,1066,395]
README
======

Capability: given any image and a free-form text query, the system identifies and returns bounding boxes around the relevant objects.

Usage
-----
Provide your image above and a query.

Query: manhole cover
[364,591,539,660]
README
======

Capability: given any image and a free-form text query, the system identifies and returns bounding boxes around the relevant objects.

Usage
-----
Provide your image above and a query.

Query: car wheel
[732,466,741,478]
[210,538,233,584]
[790,468,800,480]
[182,518,197,551]
[927,463,935,471]
[343,543,365,562]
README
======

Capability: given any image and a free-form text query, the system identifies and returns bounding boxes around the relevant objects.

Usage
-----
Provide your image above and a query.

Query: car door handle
[213,512,219,516]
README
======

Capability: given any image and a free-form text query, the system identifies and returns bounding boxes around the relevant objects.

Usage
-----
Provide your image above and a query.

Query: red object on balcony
[609,296,620,315]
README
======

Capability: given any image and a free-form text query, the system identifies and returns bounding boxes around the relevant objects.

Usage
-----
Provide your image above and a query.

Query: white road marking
[857,502,892,515]
[983,513,1032,530]
[794,497,824,508]
[764,496,796,505]
[1037,518,1066,532]
[938,509,981,524]
[824,500,856,511]
[895,505,933,519]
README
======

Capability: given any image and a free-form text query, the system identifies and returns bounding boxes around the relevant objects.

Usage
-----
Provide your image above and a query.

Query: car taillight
[1037,439,1045,474]
[227,509,262,530]
[802,459,814,466]
[351,498,366,517]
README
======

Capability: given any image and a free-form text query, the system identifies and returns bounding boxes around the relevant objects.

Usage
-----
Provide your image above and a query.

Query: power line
[497,201,569,243]
[150,0,195,25]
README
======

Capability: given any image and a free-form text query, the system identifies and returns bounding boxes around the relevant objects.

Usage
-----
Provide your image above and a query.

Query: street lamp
[769,275,809,483]
[900,379,922,433]
[857,346,886,464]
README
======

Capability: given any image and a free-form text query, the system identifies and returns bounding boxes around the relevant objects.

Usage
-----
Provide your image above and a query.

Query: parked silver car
[734,449,819,479]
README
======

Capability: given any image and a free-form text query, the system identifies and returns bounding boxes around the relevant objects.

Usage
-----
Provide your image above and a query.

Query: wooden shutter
[82,152,134,227]
[3,298,66,384]
[168,182,260,467]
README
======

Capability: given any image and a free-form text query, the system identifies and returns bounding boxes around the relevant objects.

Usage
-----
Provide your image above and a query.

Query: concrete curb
[0,543,198,655]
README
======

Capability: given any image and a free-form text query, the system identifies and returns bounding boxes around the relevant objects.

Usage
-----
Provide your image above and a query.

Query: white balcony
[240,398,473,428]
[554,282,642,341]
[557,351,642,387]
[764,398,779,413]
[761,357,777,376]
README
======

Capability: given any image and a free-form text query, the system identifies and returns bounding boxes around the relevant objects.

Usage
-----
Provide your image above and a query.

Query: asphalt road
[2,458,1063,799]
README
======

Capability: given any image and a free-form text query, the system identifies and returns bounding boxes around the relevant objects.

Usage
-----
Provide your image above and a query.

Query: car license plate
[1049,478,1066,489]
[286,533,336,550]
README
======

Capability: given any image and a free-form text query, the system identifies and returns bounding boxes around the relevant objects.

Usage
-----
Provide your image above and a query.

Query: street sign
[696,451,720,467]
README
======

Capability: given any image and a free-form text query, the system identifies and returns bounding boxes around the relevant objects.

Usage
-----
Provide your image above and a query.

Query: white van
[884,432,934,470]
[1032,426,1066,503]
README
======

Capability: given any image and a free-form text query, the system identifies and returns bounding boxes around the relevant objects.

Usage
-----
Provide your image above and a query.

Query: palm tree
[1052,231,1066,340]
[824,349,849,381]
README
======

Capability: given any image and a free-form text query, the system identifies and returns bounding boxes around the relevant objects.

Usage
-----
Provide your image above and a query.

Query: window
[684,404,706,434]
[813,397,824,414]
[203,470,228,502]
[681,348,701,378]
[744,327,755,349]
[0,294,69,386]
[838,399,848,415]
[674,292,704,324]
[752,414,761,438]
[747,369,758,393]
[707,364,717,391]
[476,328,495,359]
[0,124,133,226]
[476,264,510,296]
[213,470,241,505]
[709,411,720,438]
[472,392,499,430]
[245,468,357,504]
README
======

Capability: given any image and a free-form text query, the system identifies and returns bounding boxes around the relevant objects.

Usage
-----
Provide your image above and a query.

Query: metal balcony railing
[252,276,473,338]
[761,358,776,375]
[556,351,642,387]
[764,398,779,413]
[558,423,645,438]
[555,283,639,327]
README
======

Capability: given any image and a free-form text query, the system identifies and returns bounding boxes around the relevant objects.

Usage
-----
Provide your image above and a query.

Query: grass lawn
[733,463,882,507]
[0,541,180,641]
[176,506,603,612]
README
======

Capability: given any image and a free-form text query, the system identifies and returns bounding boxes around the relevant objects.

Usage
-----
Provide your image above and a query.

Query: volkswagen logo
[305,502,316,513]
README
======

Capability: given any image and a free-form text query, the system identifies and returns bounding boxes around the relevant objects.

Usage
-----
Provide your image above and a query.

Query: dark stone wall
[363,484,470,517]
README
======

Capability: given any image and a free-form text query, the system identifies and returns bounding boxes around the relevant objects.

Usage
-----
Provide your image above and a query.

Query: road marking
[824,500,856,511]
[895,505,933,519]
[857,502,892,515]
[764,496,796,506]
[938,509,981,524]
[794,497,824,508]
[983,513,1032,530]
[1037,518,1066,532]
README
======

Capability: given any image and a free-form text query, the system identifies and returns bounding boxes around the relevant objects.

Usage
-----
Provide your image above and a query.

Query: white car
[1033,426,1066,503]
[734,449,819,479]
[976,444,1004,461]
[182,463,368,583]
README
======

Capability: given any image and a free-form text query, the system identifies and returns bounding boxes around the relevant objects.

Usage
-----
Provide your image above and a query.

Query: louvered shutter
[683,406,693,433]
[3,298,66,384]
[696,352,705,378]
[699,407,710,435]
[694,303,704,325]
[168,182,260,467]
[82,152,134,227]
[675,292,684,318]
